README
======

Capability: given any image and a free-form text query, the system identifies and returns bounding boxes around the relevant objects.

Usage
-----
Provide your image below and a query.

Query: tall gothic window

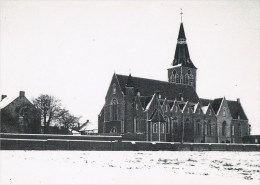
[184,74,189,84]
[196,119,201,135]
[165,117,170,133]
[238,124,241,136]
[176,74,180,83]
[207,120,211,136]
[204,121,207,135]
[112,99,118,120]
[222,121,227,136]
[161,123,165,133]
[153,123,158,133]
[172,117,178,133]
[223,108,226,117]
[171,70,177,83]
[134,117,137,133]
[189,74,194,86]
[180,75,183,84]
[112,83,116,94]
[231,125,235,136]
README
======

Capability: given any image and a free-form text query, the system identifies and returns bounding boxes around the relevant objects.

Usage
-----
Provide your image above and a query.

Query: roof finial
[180,8,183,22]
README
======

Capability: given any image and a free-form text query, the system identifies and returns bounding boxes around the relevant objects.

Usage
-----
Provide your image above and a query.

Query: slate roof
[116,74,199,103]
[210,98,223,114]
[200,98,248,120]
[172,23,196,69]
[139,96,153,110]
[227,101,248,120]
[178,23,186,40]
[199,98,213,106]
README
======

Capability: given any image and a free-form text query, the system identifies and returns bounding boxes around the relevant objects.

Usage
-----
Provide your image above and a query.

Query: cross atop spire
[180,8,183,22]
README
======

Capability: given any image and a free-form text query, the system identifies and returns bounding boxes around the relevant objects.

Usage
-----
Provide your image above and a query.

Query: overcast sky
[0,0,259,134]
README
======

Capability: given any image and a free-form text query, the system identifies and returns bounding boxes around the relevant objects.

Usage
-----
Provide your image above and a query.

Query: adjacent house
[0,91,41,134]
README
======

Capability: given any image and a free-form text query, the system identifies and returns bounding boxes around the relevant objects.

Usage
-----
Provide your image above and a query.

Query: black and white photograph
[0,0,259,184]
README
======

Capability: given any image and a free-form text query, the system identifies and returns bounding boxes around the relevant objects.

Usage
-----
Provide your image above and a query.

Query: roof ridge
[116,73,195,87]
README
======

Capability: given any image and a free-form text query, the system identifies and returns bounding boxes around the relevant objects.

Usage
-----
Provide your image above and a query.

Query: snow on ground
[0,151,259,185]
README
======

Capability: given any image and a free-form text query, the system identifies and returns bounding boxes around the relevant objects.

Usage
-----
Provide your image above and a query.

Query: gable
[116,74,199,103]
[211,98,223,114]
[149,108,166,122]
[105,74,124,104]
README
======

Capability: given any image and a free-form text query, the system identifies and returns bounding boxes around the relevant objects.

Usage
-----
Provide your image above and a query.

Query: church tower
[168,17,197,90]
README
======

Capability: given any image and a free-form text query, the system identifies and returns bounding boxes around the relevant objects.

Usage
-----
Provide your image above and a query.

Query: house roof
[78,121,97,132]
[116,74,199,103]
[0,97,14,109]
[227,100,248,120]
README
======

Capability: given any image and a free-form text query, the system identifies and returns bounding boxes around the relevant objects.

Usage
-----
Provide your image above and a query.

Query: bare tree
[33,94,66,133]
[57,109,80,134]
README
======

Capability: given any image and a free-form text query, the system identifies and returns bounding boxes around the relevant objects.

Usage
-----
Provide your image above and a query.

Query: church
[98,20,250,143]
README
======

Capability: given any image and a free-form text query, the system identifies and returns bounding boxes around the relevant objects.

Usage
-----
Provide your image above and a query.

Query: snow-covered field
[0,151,259,185]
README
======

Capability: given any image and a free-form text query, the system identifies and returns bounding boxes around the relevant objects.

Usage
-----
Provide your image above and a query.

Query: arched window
[167,118,171,133]
[176,74,180,83]
[170,74,174,83]
[111,127,117,133]
[223,108,226,117]
[231,125,235,136]
[196,119,201,135]
[238,124,241,136]
[180,75,183,84]
[171,70,177,83]
[161,123,165,133]
[172,117,178,133]
[153,123,158,133]
[207,120,211,136]
[204,121,207,135]
[112,83,116,94]
[134,117,137,133]
[222,121,227,136]
[184,74,189,84]
[189,74,193,86]
[165,117,170,133]
[112,99,118,120]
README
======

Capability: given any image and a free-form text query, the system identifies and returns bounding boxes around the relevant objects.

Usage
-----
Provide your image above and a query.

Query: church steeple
[172,22,196,69]
[167,11,197,90]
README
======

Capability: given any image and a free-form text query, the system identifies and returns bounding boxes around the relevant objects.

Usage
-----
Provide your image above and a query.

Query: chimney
[1,95,7,100]
[237,98,240,104]
[19,91,25,97]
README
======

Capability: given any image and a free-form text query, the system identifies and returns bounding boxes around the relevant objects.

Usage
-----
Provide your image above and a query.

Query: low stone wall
[1,138,260,151]
[0,133,122,141]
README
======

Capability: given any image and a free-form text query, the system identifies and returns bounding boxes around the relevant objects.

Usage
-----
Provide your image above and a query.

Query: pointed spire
[178,23,186,40]
[172,21,196,69]
[126,74,134,87]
